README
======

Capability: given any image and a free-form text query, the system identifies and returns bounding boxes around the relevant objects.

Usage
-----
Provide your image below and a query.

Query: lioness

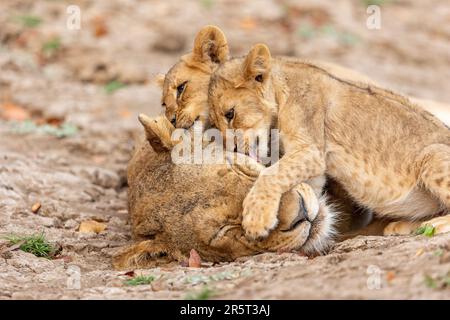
[208,43,450,241]
[113,115,334,269]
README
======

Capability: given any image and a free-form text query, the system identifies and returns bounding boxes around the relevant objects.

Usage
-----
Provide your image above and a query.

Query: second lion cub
[209,43,450,240]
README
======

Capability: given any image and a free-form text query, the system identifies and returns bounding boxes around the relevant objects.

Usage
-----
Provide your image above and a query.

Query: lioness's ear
[243,43,271,83]
[138,114,174,152]
[192,25,229,65]
[153,73,165,89]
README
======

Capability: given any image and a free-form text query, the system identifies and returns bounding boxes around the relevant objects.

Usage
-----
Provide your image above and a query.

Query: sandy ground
[0,0,449,299]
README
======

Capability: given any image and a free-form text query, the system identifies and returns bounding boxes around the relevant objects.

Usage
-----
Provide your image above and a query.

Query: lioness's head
[113,114,333,269]
[208,43,278,155]
[156,25,229,129]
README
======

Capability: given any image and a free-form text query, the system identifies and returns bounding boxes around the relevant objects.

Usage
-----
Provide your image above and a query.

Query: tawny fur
[208,43,450,240]
[113,115,333,270]
[157,26,450,239]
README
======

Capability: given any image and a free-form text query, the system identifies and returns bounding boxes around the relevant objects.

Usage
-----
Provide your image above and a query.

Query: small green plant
[185,286,215,300]
[361,0,391,6]
[124,275,155,286]
[42,38,61,55]
[424,273,450,289]
[11,120,78,138]
[200,0,215,9]
[415,224,436,237]
[6,232,54,258]
[104,80,126,94]
[424,275,437,289]
[15,15,42,28]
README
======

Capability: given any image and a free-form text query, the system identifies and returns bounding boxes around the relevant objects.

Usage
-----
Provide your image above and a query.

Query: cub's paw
[242,188,281,240]
[383,221,420,236]
[383,215,450,236]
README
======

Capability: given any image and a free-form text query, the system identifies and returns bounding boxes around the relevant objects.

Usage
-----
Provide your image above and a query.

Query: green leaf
[424,275,437,289]
[415,224,435,237]
[184,287,214,300]
[15,15,42,28]
[124,275,155,286]
[200,0,215,9]
[104,80,126,94]
[42,38,61,54]
[297,24,316,39]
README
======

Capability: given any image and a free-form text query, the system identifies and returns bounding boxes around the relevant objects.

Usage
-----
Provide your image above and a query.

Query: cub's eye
[255,74,263,82]
[224,108,235,122]
[177,82,187,98]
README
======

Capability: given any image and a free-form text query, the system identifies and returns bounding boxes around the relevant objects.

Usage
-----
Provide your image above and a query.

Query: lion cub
[155,25,229,129]
[209,43,450,240]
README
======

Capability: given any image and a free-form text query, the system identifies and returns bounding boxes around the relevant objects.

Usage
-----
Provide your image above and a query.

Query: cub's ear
[243,43,271,83]
[138,114,174,152]
[153,73,165,89]
[192,25,229,66]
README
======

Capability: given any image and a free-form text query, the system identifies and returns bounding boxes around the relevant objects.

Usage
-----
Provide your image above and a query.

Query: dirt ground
[0,0,449,299]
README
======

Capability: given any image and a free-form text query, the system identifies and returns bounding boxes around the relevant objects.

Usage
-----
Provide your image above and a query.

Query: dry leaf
[124,271,135,277]
[118,108,131,118]
[188,249,202,268]
[79,220,107,234]
[386,271,396,282]
[0,102,30,121]
[240,17,257,30]
[31,202,41,214]
[91,17,108,38]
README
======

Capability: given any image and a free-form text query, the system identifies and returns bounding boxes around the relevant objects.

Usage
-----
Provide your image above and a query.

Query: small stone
[39,216,54,227]
[79,220,107,234]
[64,219,78,229]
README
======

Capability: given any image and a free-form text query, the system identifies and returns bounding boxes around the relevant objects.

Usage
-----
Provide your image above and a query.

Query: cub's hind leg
[412,144,450,235]
[417,144,450,210]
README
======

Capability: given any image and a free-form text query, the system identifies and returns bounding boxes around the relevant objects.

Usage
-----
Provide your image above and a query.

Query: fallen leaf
[124,271,135,277]
[118,108,131,118]
[239,17,257,30]
[34,117,64,126]
[78,220,107,234]
[31,202,41,214]
[386,271,396,282]
[188,249,202,268]
[91,17,108,38]
[0,102,30,121]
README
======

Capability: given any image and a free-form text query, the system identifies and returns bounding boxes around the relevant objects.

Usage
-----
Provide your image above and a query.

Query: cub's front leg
[242,146,326,240]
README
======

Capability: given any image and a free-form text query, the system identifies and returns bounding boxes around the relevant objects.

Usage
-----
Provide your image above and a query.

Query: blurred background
[1,0,449,134]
